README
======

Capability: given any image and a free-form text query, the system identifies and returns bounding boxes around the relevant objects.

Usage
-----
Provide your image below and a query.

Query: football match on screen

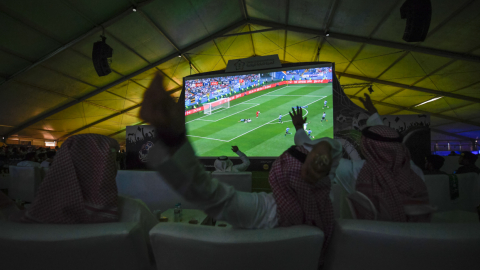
[184,66,334,157]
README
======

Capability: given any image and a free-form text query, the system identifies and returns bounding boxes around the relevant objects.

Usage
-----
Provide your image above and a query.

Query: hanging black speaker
[92,36,113,76]
[400,0,432,42]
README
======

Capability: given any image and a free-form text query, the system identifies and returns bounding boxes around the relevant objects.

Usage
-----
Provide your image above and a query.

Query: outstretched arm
[231,146,250,172]
[359,93,378,116]
[140,74,277,229]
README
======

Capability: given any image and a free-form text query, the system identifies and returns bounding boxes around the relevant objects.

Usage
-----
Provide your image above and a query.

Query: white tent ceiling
[0,0,479,147]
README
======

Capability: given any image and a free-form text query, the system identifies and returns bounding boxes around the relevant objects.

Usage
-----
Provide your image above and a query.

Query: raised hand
[139,74,186,148]
[359,93,378,115]
[289,107,306,131]
[231,146,239,153]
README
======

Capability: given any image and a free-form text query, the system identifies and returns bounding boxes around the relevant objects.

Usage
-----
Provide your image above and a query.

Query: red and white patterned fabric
[355,125,430,222]
[22,134,120,224]
[269,145,334,266]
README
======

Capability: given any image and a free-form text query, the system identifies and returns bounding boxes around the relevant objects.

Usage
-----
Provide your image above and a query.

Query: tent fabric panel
[14,66,97,99]
[0,14,59,60]
[105,12,178,63]
[40,49,124,88]
[287,0,335,31]
[71,30,149,76]
[0,81,69,126]
[1,0,95,43]
[245,0,288,23]
[0,50,31,76]
[142,0,243,49]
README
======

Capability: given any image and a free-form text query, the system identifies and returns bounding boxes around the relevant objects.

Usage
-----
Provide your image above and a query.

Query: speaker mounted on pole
[92,35,113,77]
[400,0,432,42]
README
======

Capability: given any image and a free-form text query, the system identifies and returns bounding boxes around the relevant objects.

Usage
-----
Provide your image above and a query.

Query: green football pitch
[185,83,334,157]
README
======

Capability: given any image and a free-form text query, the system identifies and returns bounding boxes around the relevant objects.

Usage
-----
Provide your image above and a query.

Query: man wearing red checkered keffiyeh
[269,144,334,266]
[355,125,430,222]
[20,134,120,224]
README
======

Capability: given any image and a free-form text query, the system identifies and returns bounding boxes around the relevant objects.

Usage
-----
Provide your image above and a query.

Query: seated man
[456,152,480,174]
[423,155,447,175]
[11,134,158,262]
[40,151,56,168]
[16,152,41,167]
[139,75,431,266]
[214,146,250,172]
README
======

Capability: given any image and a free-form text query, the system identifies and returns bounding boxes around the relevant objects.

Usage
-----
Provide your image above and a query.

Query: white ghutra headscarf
[214,156,234,172]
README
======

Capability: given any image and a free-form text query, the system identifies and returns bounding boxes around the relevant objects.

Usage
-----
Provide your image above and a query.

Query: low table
[160,209,208,225]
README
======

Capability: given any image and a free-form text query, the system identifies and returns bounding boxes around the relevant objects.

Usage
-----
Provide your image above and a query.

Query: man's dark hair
[46,151,56,159]
[426,155,445,170]
[25,152,36,161]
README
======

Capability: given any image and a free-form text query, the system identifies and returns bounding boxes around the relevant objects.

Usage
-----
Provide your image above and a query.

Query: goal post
[204,98,230,115]
[203,103,212,115]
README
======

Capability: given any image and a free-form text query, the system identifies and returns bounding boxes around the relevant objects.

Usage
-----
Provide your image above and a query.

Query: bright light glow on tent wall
[45,141,56,147]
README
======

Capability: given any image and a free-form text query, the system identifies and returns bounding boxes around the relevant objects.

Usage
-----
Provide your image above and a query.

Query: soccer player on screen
[321,112,327,122]
[256,111,260,118]
[285,127,291,136]
[308,129,314,138]
[303,122,310,130]
[323,100,328,108]
[278,114,283,123]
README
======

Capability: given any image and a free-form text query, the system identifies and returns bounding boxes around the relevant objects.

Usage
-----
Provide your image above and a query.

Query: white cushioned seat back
[211,171,252,192]
[9,166,42,202]
[424,174,452,212]
[116,170,199,211]
[455,173,480,212]
[149,223,324,270]
[324,219,480,270]
[425,173,480,213]
[0,221,151,270]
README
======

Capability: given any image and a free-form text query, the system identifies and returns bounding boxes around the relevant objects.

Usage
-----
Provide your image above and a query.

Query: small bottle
[177,203,182,220]
[174,205,180,222]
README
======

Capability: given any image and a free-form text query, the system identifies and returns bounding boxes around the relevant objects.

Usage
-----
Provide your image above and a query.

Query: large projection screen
[184,63,334,158]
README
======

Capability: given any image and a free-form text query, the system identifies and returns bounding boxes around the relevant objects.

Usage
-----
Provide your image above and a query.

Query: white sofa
[211,171,252,192]
[149,223,324,270]
[424,173,480,213]
[8,166,44,202]
[324,219,480,270]
[116,170,199,212]
[116,170,253,212]
[0,221,153,270]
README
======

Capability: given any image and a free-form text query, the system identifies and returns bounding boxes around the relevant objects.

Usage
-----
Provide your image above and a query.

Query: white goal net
[204,98,230,115]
